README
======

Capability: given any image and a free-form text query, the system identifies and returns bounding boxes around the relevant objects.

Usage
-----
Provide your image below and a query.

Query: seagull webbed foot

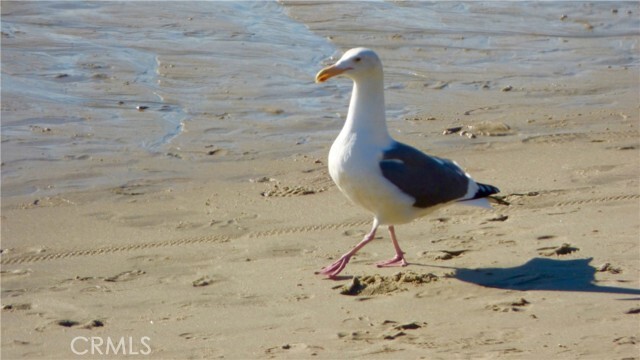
[317,255,351,278]
[375,254,408,268]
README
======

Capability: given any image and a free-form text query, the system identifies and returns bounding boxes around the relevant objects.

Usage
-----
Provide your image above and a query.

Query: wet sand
[2,1,639,359]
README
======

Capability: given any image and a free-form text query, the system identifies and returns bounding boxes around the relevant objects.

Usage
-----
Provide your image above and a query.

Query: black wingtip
[475,183,500,199]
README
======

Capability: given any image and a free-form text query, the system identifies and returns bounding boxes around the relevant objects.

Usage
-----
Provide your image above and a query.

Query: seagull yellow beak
[315,65,350,83]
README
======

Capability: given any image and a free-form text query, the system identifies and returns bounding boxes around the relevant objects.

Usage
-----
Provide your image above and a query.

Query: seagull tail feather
[456,183,500,209]
[473,183,500,199]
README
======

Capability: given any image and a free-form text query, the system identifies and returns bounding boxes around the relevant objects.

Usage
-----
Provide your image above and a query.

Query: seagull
[315,48,499,278]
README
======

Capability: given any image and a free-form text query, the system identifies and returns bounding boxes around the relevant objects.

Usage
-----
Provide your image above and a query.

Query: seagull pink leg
[318,220,379,278]
[376,225,408,267]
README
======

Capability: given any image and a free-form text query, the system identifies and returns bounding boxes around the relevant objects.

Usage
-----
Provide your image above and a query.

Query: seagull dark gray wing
[380,142,471,208]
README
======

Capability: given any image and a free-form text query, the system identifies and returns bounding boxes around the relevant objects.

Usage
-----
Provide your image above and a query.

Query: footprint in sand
[537,243,579,256]
[613,336,637,345]
[2,303,32,311]
[0,268,33,277]
[179,332,213,341]
[596,262,622,274]
[104,269,146,282]
[56,319,104,329]
[264,343,324,356]
[486,298,531,312]
[260,184,323,197]
[56,320,80,327]
[337,318,427,341]
[381,321,428,340]
[432,249,468,260]
[192,275,222,287]
[82,320,105,329]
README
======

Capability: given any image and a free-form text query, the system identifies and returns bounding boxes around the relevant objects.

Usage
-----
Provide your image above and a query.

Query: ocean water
[1,1,638,198]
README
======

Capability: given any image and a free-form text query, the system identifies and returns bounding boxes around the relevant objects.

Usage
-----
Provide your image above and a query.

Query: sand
[2,1,639,359]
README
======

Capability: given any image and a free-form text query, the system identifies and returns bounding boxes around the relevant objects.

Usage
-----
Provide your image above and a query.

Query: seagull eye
[354,57,361,62]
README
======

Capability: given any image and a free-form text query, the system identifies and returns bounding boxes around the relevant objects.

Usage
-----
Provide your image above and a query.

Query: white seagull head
[316,47,382,83]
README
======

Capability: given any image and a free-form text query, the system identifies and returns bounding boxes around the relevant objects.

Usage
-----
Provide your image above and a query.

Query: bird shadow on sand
[426,257,640,298]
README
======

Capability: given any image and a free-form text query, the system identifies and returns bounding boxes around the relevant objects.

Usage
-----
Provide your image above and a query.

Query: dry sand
[2,1,639,359]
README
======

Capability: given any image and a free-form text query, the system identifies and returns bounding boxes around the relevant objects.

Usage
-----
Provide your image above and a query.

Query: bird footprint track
[497,191,639,211]
[1,234,230,265]
[2,189,637,265]
[522,130,639,144]
[260,184,326,197]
